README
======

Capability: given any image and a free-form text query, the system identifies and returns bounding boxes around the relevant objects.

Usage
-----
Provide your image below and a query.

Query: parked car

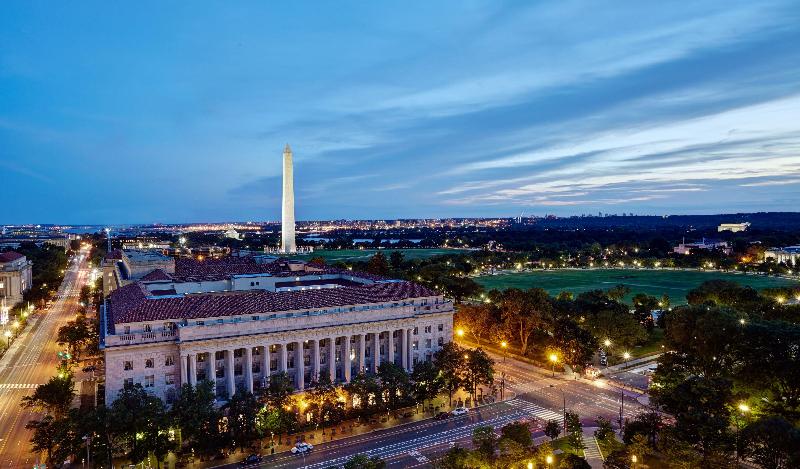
[451,407,469,416]
[291,442,313,454]
[240,454,262,465]
[435,411,450,420]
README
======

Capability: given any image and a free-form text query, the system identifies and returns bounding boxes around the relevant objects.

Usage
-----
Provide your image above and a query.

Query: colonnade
[180,327,415,398]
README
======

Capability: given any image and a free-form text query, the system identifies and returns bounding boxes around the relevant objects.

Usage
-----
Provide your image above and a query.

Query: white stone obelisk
[281,144,296,253]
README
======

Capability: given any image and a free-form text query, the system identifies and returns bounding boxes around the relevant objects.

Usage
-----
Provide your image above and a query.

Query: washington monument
[281,143,296,253]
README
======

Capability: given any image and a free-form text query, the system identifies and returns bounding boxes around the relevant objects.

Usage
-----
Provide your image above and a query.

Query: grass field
[475,269,798,304]
[293,248,470,263]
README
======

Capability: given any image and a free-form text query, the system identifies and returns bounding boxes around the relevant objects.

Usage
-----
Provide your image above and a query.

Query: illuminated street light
[549,353,558,377]
[739,318,746,325]
[603,339,611,347]
[546,455,553,465]
[456,328,465,338]
[738,402,750,413]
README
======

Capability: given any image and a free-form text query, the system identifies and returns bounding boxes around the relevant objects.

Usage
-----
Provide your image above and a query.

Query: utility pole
[619,389,624,432]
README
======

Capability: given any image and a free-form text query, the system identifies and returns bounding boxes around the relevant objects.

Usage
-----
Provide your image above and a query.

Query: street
[223,349,650,469]
[0,248,90,468]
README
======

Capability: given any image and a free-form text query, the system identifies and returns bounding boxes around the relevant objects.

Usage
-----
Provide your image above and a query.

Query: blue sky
[1,1,799,224]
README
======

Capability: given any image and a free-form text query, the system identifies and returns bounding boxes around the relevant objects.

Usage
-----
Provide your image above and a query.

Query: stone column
[372,332,381,373]
[401,328,408,371]
[343,335,352,382]
[180,353,189,385]
[244,347,253,394]
[312,339,320,383]
[188,353,197,386]
[206,351,215,386]
[407,329,414,372]
[295,340,305,390]
[279,344,288,373]
[225,349,235,399]
[388,330,395,366]
[358,334,366,373]
[262,345,270,384]
[328,337,336,382]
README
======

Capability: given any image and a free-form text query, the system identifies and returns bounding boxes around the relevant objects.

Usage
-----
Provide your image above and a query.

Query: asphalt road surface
[0,248,90,468]
[225,351,649,469]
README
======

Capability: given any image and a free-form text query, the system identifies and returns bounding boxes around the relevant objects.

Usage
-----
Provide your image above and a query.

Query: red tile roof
[141,269,173,281]
[0,251,24,263]
[170,256,385,282]
[108,280,435,326]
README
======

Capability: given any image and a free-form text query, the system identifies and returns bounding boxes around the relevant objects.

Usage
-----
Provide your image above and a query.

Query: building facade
[0,251,33,307]
[101,255,454,404]
[765,246,800,267]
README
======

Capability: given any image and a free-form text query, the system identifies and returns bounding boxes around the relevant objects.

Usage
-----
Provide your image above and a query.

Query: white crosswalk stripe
[506,399,564,422]
[583,435,603,460]
[0,383,40,390]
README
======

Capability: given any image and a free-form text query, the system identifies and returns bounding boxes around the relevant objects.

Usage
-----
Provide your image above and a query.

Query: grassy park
[294,248,470,263]
[475,268,798,305]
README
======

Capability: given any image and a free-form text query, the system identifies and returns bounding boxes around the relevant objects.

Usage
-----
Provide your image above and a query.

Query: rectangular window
[145,358,154,368]
[234,349,243,358]
[304,356,311,366]
[438,324,444,332]
[123,326,131,334]
[144,375,155,388]
[123,378,133,387]
[216,367,224,378]
[215,351,225,360]
[252,315,259,321]
[216,319,223,324]
[165,356,174,366]
[234,364,242,376]
[424,326,432,334]
[438,337,444,346]
[270,359,278,369]
[124,361,133,371]
[196,321,205,326]
[288,357,295,369]
[413,327,418,335]
[413,340,418,350]
[426,339,432,348]
[165,373,175,385]
[144,324,152,332]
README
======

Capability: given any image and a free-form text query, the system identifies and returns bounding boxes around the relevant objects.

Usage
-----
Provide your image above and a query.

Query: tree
[169,381,218,451]
[631,294,658,331]
[367,252,389,276]
[57,316,93,361]
[497,288,552,355]
[22,374,75,418]
[344,454,387,469]
[621,411,661,447]
[378,362,412,410]
[26,415,72,463]
[553,318,598,367]
[500,421,532,449]
[594,416,614,441]
[565,412,584,454]
[433,342,464,406]
[345,371,382,414]
[627,434,651,466]
[739,416,800,469]
[559,454,591,469]
[606,284,630,302]
[436,444,470,469]
[544,419,561,440]
[389,251,404,269]
[309,372,344,431]
[603,449,632,469]
[472,425,497,460]
[225,389,261,451]
[461,348,494,401]
[585,310,646,350]
[454,304,495,346]
[110,384,172,463]
[411,361,442,409]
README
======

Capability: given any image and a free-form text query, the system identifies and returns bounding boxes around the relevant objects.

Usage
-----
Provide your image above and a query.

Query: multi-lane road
[232,349,649,469]
[0,248,90,468]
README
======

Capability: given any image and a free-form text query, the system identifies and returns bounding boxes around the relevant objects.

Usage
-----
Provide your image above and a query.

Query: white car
[291,442,313,454]
[451,407,469,416]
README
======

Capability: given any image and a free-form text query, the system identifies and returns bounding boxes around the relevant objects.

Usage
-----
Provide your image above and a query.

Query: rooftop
[107,280,436,326]
[0,251,25,263]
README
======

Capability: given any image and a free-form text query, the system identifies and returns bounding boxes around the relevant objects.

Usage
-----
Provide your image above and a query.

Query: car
[240,454,262,465]
[451,407,469,416]
[435,411,450,420]
[291,442,313,454]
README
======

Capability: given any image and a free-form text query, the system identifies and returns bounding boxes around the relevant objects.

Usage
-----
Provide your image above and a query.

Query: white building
[765,246,800,267]
[100,255,454,404]
[0,251,33,307]
[718,222,750,233]
[673,239,731,255]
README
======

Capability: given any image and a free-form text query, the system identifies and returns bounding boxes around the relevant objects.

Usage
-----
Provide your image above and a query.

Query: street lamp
[736,402,750,461]
[546,454,553,466]
[456,328,465,338]
[527,462,533,469]
[549,353,558,377]
[4,330,10,348]
[623,351,631,366]
[631,454,638,468]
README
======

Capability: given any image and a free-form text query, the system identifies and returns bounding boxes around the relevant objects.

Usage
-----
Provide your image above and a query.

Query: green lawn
[475,269,798,305]
[292,248,470,263]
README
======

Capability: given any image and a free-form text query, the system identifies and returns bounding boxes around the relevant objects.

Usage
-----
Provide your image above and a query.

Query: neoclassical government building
[100,251,454,404]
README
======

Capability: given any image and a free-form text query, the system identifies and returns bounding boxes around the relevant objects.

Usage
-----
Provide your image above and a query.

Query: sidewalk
[581,429,604,469]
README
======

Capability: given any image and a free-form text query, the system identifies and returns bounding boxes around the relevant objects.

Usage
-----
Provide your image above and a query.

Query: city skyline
[2,1,800,224]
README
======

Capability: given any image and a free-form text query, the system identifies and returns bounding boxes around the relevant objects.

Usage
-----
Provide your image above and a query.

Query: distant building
[765,246,800,267]
[0,235,72,251]
[718,222,750,233]
[100,255,453,404]
[0,251,33,307]
[102,249,176,297]
[673,239,731,255]
[224,229,240,240]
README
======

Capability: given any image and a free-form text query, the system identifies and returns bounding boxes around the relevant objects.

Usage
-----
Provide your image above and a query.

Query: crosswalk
[582,435,603,460]
[506,399,564,423]
[0,383,40,390]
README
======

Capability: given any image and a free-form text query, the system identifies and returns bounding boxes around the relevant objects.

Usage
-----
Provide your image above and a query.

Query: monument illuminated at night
[281,143,296,254]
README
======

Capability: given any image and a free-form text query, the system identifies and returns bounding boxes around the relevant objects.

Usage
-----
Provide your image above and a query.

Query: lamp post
[549,354,558,377]
[735,402,750,462]
[545,454,553,466]
[623,351,631,367]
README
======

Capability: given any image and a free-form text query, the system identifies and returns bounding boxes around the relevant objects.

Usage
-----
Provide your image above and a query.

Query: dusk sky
[2,1,800,224]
